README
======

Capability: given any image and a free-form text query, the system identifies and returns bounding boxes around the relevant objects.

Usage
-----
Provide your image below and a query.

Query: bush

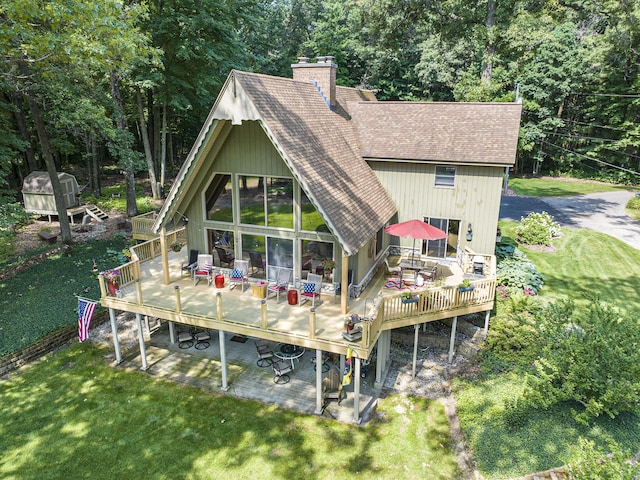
[627,195,640,211]
[565,439,638,480]
[515,211,561,246]
[523,299,640,423]
[495,248,544,295]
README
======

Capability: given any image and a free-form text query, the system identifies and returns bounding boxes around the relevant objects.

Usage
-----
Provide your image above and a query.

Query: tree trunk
[110,69,138,217]
[160,101,167,189]
[20,62,72,243]
[136,86,158,199]
[481,0,497,85]
[11,92,38,171]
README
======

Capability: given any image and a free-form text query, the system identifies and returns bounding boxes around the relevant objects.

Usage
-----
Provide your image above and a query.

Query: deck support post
[353,356,361,424]
[168,321,176,344]
[314,349,323,415]
[219,330,228,390]
[341,248,348,315]
[216,292,223,321]
[135,313,148,370]
[448,316,458,364]
[374,330,391,388]
[412,323,419,378]
[109,308,122,364]
[483,310,490,334]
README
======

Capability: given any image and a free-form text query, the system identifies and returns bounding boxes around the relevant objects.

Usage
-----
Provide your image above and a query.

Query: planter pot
[458,286,475,293]
[401,296,419,304]
[107,279,119,296]
[215,274,225,289]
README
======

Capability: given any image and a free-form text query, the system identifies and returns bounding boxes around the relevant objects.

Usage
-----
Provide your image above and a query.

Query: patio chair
[194,330,211,350]
[384,258,401,276]
[300,273,322,308]
[193,254,214,286]
[181,249,199,278]
[272,359,294,384]
[229,260,249,292]
[177,329,194,349]
[215,246,235,268]
[254,340,275,367]
[267,267,292,303]
[248,251,265,276]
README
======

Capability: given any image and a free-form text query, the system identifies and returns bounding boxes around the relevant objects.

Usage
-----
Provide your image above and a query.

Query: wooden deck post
[448,316,458,363]
[160,227,170,285]
[261,300,267,329]
[135,313,148,370]
[109,308,122,364]
[135,279,143,305]
[216,292,223,320]
[309,307,316,339]
[341,248,348,315]
[174,285,181,314]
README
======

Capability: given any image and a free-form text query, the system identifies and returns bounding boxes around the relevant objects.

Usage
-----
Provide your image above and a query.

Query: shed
[22,171,81,218]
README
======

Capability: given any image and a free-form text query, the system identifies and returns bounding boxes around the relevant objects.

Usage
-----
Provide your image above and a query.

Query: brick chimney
[291,55,337,108]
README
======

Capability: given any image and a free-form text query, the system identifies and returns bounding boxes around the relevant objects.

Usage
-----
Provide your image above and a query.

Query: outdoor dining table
[273,343,305,369]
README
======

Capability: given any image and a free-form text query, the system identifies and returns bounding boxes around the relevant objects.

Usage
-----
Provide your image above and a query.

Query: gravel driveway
[500,190,640,251]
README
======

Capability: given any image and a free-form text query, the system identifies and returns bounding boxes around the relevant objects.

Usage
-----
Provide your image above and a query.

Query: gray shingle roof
[233,71,396,256]
[350,102,522,165]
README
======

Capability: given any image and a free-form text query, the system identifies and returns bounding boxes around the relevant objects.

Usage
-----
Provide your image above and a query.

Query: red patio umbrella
[384,219,447,264]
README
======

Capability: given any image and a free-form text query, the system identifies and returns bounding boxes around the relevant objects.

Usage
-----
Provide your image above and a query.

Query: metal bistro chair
[272,359,294,384]
[254,340,275,367]
[384,258,402,276]
[229,260,249,292]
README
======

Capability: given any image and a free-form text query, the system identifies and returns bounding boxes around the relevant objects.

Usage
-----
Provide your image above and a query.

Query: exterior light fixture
[466,223,473,241]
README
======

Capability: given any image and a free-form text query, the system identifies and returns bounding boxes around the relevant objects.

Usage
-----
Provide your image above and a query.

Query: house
[102,56,521,422]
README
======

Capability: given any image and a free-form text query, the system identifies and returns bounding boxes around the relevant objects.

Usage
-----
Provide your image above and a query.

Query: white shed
[22,171,81,218]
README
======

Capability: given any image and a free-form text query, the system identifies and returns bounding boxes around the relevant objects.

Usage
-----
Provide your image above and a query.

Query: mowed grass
[508,177,633,197]
[0,344,461,480]
[497,221,640,313]
[456,220,640,479]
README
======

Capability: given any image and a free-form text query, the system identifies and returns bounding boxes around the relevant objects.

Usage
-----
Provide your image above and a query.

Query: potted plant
[320,259,336,272]
[122,248,132,261]
[401,290,418,303]
[101,268,121,295]
[458,278,474,292]
[170,241,183,252]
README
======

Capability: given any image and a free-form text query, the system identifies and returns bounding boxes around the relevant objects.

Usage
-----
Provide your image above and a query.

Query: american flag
[78,298,97,342]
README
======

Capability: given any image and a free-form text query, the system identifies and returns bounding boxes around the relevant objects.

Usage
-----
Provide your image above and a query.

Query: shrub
[565,439,637,480]
[627,195,640,211]
[523,299,640,423]
[496,248,544,295]
[515,211,561,246]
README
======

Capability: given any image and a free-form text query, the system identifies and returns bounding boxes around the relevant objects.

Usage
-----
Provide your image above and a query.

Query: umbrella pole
[412,239,416,265]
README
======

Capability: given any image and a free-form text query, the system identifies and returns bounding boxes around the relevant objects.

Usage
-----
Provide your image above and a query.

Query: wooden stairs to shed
[85,205,109,222]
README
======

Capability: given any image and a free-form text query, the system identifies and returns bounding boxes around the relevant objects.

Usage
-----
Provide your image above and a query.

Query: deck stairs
[85,205,109,222]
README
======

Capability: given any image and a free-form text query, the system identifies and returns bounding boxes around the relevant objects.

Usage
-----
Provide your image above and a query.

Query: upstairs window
[435,166,456,188]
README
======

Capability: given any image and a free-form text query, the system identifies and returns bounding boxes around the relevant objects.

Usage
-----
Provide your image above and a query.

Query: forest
[1,0,638,223]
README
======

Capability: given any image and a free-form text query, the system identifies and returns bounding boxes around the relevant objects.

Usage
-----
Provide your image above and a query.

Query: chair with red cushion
[300,273,322,308]
[229,260,249,292]
[267,266,292,303]
[193,254,214,286]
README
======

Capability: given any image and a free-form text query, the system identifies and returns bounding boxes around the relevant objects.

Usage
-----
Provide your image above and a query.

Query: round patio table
[274,343,305,369]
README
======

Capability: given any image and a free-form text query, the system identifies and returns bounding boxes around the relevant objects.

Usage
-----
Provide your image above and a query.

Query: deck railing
[131,211,158,240]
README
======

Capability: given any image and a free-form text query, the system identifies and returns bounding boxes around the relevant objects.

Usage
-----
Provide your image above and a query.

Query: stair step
[85,205,109,222]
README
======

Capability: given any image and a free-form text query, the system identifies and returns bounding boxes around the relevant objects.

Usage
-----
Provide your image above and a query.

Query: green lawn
[455,220,640,479]
[508,177,633,197]
[0,238,127,356]
[0,344,460,480]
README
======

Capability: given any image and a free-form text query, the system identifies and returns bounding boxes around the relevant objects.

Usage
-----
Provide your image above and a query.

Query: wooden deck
[100,232,495,360]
